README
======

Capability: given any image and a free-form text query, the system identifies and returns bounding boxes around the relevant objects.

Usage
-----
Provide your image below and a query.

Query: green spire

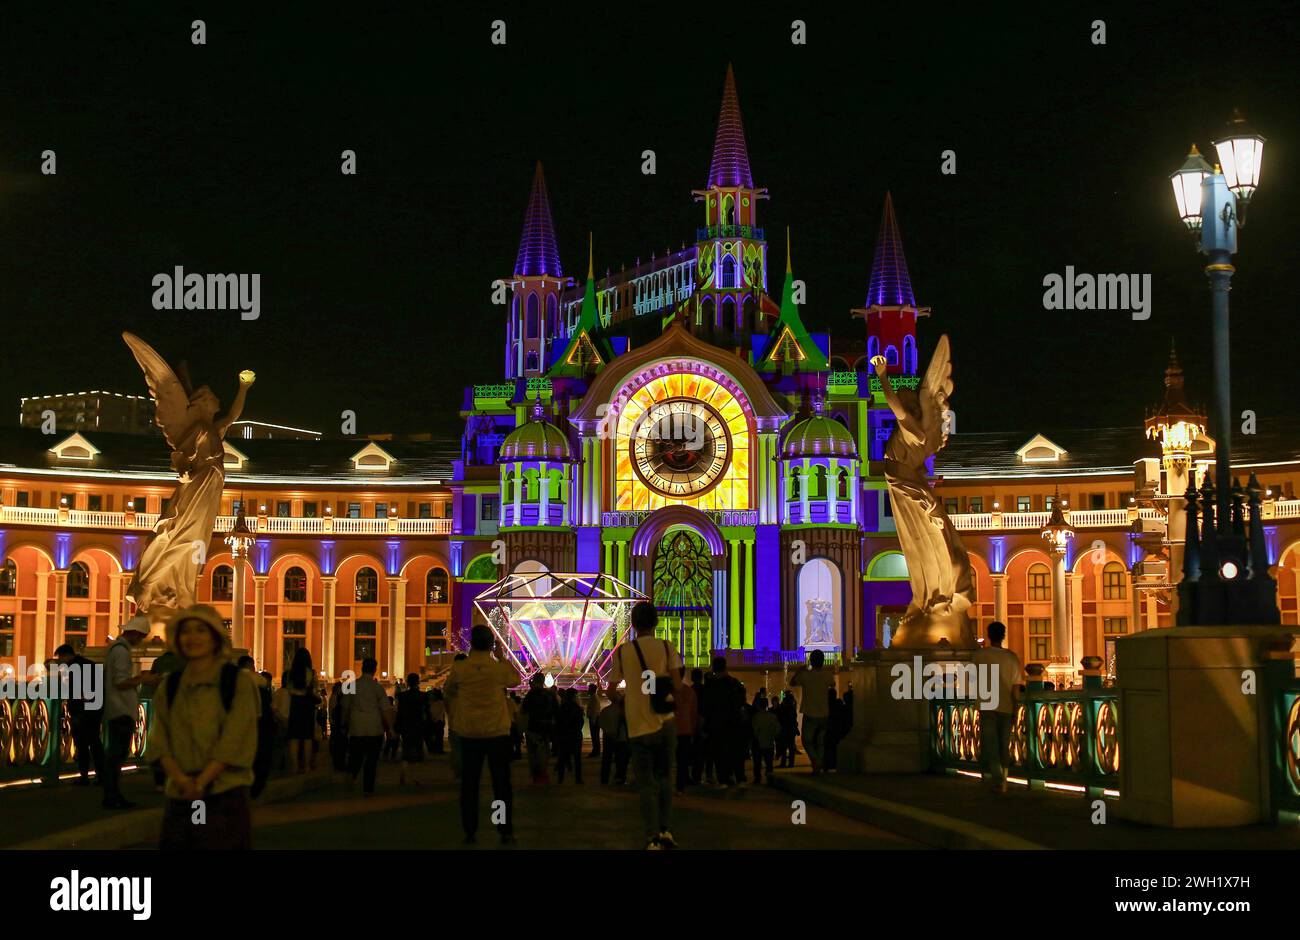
[549,232,607,377]
[759,229,827,372]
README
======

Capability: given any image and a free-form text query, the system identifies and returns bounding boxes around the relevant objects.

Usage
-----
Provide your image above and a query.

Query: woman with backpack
[148,604,260,849]
[282,647,320,774]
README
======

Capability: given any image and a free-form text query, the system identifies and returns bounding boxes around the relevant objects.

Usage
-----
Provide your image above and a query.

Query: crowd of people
[47,602,1028,850]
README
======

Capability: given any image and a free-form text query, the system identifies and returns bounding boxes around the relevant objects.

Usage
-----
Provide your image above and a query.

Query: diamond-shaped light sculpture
[474,571,646,687]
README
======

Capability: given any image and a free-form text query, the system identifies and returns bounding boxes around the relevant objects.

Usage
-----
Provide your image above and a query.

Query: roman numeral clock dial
[630,398,730,499]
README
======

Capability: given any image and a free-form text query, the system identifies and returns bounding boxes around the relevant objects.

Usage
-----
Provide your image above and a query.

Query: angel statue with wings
[872,335,975,649]
[123,332,254,619]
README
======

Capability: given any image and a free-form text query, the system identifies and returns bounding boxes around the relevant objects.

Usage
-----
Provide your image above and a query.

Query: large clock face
[630,398,731,499]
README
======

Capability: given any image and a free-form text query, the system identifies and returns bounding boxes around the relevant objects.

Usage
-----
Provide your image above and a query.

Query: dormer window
[1016,434,1068,463]
[223,442,250,470]
[350,442,397,472]
[48,432,100,462]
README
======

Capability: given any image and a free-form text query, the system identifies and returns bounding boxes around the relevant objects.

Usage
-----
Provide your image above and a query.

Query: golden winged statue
[123,332,254,619]
[873,335,976,648]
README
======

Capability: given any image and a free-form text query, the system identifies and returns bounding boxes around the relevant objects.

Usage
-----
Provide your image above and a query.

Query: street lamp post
[1167,112,1276,625]
[224,507,256,651]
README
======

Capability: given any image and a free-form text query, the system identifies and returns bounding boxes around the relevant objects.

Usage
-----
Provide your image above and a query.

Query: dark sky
[1,3,1296,437]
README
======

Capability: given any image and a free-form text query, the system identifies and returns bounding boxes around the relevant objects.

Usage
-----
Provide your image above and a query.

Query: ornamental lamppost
[1167,111,1277,624]
[224,506,255,651]
[1041,491,1074,677]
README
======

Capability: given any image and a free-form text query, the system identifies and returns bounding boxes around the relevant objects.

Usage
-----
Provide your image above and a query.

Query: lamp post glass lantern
[1169,145,1213,232]
[1213,110,1266,206]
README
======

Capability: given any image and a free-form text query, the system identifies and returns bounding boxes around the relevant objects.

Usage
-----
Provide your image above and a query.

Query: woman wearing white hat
[148,604,260,849]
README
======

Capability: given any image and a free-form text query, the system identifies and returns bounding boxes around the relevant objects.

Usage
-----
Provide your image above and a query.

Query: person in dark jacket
[520,674,556,785]
[396,673,427,785]
[700,657,746,788]
[776,692,799,767]
[54,644,104,786]
[553,687,585,784]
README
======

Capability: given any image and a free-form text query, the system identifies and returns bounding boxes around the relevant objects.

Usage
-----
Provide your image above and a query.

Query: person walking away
[149,605,260,849]
[972,621,1023,794]
[236,655,275,798]
[382,696,401,761]
[701,656,745,788]
[790,650,835,773]
[520,673,556,785]
[340,657,391,796]
[428,689,447,754]
[281,647,320,774]
[777,691,799,767]
[750,697,780,785]
[608,601,681,849]
[673,666,698,795]
[585,681,604,757]
[102,614,157,809]
[54,644,105,787]
[554,687,585,783]
[444,625,521,844]
[327,679,350,774]
[598,690,630,784]
[396,673,427,785]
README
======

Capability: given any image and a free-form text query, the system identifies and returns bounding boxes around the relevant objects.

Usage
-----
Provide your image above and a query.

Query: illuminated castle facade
[5,68,1300,689]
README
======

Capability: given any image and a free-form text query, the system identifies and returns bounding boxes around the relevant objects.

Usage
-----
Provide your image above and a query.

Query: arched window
[355,567,379,604]
[0,559,16,596]
[700,297,715,327]
[427,568,449,604]
[212,565,234,601]
[546,295,557,334]
[1102,562,1126,599]
[722,296,736,331]
[867,336,880,361]
[903,335,917,373]
[525,351,539,373]
[722,195,734,226]
[789,465,802,499]
[67,561,90,599]
[284,566,308,603]
[720,254,738,289]
[837,468,850,500]
[1028,563,1051,601]
[526,294,539,339]
[810,466,827,499]
[885,345,899,366]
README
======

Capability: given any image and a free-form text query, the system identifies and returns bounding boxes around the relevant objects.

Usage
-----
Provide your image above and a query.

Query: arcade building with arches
[5,67,1300,689]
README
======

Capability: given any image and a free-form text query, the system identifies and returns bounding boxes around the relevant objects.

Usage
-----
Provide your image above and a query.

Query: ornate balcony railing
[0,505,451,537]
[695,225,764,241]
[601,509,758,529]
[0,696,151,773]
[931,668,1120,794]
[948,508,1165,531]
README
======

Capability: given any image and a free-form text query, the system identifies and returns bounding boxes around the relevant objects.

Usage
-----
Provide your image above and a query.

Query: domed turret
[500,399,572,462]
[781,397,857,459]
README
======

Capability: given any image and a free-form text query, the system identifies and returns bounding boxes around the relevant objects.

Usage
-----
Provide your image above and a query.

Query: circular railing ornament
[1095,700,1120,774]
[1035,703,1054,768]
[1285,697,1300,795]
[1009,704,1027,766]
[13,700,33,765]
[1064,702,1085,769]
[0,700,13,766]
[932,705,946,757]
[31,700,51,765]
[972,706,983,762]
[131,704,147,758]
[59,706,76,764]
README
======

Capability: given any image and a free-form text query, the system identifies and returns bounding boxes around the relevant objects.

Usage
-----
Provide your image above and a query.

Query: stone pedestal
[1113,625,1298,828]
[838,647,974,773]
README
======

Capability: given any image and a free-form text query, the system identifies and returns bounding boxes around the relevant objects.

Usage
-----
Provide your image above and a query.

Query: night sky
[1,4,1295,438]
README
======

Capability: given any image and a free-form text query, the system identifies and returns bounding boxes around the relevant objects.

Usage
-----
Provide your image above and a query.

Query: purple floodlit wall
[576,526,600,572]
[754,525,780,649]
[455,582,493,650]
[860,579,913,650]
[860,488,879,531]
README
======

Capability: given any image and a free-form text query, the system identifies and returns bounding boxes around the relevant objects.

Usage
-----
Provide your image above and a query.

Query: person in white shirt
[444,625,521,844]
[971,621,1023,794]
[607,602,681,849]
[790,649,835,774]
[101,614,158,809]
[340,657,391,796]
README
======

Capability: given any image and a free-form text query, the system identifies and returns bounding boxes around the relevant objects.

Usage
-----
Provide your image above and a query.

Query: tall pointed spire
[867,192,915,307]
[514,162,563,277]
[707,64,754,189]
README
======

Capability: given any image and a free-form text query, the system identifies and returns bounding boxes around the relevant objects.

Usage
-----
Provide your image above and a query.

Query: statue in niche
[872,335,976,648]
[804,598,834,647]
[123,332,254,620]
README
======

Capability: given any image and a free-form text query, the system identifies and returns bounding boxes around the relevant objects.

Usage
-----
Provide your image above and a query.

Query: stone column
[34,566,50,660]
[1130,572,1144,633]
[991,572,1008,626]
[108,573,124,633]
[1050,551,1069,662]
[51,569,68,649]
[744,538,755,649]
[728,540,740,649]
[387,576,407,679]
[252,575,268,670]
[119,572,133,623]
[1067,571,1085,667]
[321,575,337,678]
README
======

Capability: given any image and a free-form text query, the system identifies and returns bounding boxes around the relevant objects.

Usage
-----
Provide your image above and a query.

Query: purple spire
[707,65,754,189]
[514,162,563,277]
[867,192,916,307]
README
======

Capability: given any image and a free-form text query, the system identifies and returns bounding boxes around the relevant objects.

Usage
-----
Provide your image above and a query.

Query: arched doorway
[797,558,842,651]
[652,527,714,666]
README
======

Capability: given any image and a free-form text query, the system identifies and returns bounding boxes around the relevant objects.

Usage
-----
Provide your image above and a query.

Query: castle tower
[507,162,566,378]
[690,65,770,349]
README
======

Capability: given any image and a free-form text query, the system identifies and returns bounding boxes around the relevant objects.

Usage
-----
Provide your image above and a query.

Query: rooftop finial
[587,232,594,281]
[532,397,545,421]
[786,226,792,274]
